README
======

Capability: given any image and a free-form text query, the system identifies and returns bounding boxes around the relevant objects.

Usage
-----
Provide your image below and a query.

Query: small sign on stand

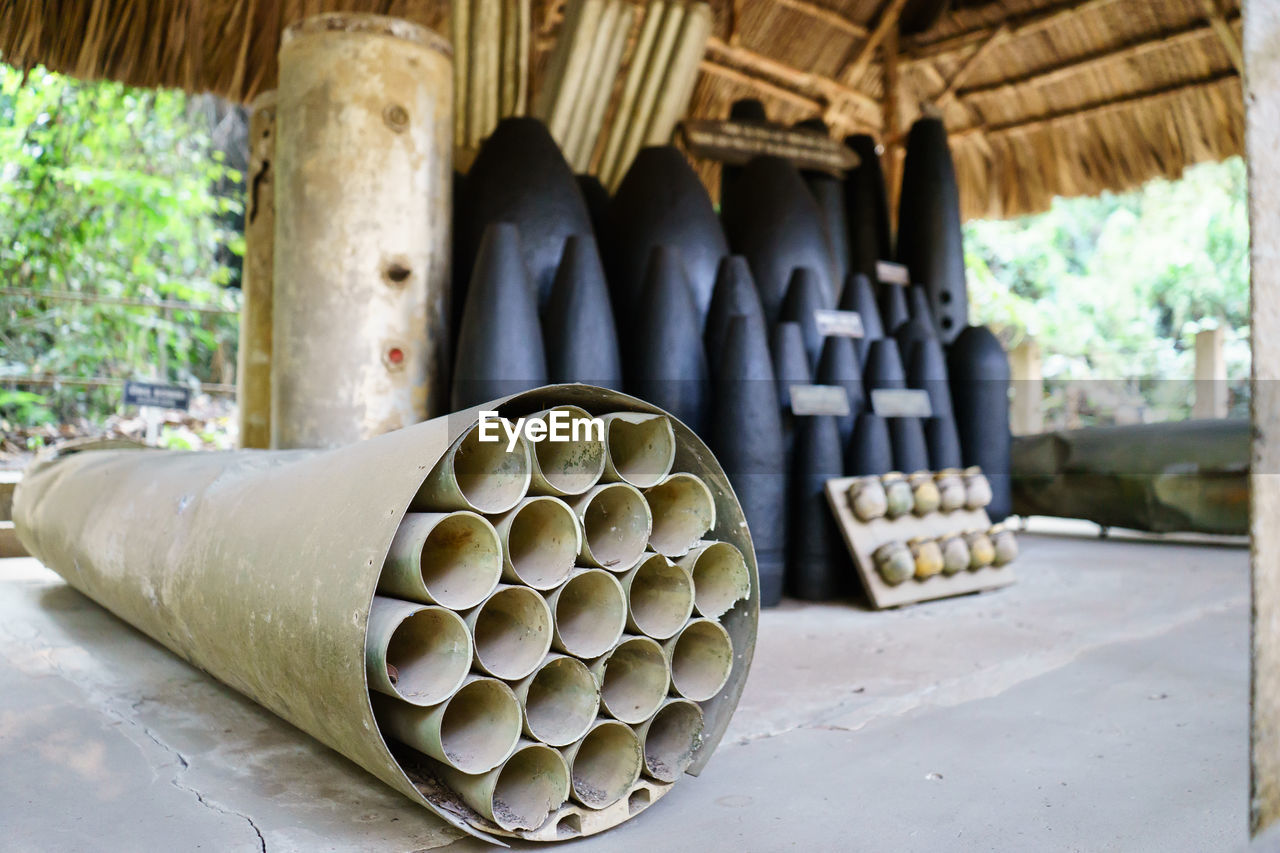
[123,380,191,445]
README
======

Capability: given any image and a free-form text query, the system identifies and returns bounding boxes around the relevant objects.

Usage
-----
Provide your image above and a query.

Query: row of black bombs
[846,467,994,522]
[448,112,1010,608]
[871,525,1018,586]
[362,409,751,834]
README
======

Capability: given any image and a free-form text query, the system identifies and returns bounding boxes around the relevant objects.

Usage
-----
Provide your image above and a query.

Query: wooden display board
[824,476,1016,609]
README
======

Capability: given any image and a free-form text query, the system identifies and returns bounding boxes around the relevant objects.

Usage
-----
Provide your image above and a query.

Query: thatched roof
[1,0,1243,219]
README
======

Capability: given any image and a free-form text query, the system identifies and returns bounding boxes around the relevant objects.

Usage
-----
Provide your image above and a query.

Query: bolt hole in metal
[628,788,651,814]
[384,103,410,131]
[384,258,413,285]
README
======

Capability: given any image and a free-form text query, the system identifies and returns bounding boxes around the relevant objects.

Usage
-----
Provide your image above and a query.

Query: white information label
[876,260,910,286]
[814,309,864,338]
[789,384,851,417]
[871,388,933,418]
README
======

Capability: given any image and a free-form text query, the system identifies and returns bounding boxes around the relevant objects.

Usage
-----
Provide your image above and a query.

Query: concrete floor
[0,520,1250,852]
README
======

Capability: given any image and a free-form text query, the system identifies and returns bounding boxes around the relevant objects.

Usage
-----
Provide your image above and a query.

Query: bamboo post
[237,90,276,449]
[273,15,453,448]
[1009,339,1043,435]
[1193,326,1227,419]
[1246,0,1280,835]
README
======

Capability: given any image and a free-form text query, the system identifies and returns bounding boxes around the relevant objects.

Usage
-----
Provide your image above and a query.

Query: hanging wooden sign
[678,119,859,175]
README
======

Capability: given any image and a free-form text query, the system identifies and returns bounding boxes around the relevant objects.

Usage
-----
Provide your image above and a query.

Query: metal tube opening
[495,497,581,590]
[452,422,532,513]
[603,413,675,488]
[437,677,525,773]
[547,568,627,659]
[623,553,694,640]
[366,597,472,705]
[469,585,554,680]
[643,473,716,558]
[637,698,704,782]
[573,483,652,571]
[666,618,734,702]
[381,511,502,609]
[529,406,607,496]
[564,720,643,809]
[371,675,521,774]
[516,654,601,747]
[489,742,572,831]
[591,635,670,724]
[679,541,751,619]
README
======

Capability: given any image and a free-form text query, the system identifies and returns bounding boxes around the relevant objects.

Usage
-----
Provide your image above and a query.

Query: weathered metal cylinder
[273,14,452,447]
[237,90,276,449]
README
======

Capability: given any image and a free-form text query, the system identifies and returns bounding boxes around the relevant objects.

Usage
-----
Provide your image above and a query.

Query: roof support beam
[771,0,869,39]
[836,0,910,85]
[933,23,1009,107]
[704,35,882,116]
[953,69,1240,140]
[698,59,826,113]
[1197,0,1244,73]
[903,0,1124,64]
[958,14,1241,99]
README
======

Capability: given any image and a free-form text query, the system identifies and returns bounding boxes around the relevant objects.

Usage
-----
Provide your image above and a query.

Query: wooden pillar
[237,91,276,449]
[1009,340,1043,435]
[1193,326,1227,420]
[1247,0,1280,836]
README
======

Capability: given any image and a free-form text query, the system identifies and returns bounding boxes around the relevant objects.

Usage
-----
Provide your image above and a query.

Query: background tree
[964,157,1250,426]
[0,63,243,426]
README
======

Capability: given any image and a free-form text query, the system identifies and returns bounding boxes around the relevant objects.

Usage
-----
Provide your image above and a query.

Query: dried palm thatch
[0,0,1244,219]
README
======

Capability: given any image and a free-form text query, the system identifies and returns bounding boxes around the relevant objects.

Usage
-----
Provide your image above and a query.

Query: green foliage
[964,157,1250,424]
[0,63,242,424]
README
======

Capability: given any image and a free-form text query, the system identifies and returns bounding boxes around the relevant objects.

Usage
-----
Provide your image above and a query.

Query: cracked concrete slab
[0,518,1250,851]
[0,559,463,853]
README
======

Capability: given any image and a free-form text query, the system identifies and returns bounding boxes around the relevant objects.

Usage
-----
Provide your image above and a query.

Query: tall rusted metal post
[237,90,276,449]
[273,14,453,448]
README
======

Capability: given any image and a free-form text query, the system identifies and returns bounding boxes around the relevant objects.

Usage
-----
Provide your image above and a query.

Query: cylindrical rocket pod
[433,740,571,831]
[569,482,653,571]
[512,654,601,747]
[526,405,608,496]
[379,511,503,609]
[560,720,644,810]
[491,497,582,590]
[373,675,522,774]
[365,597,472,706]
[466,585,555,681]
[589,634,671,724]
[635,697,704,783]
[677,541,751,620]
[642,472,716,558]
[414,419,532,514]
[600,412,676,488]
[12,384,760,842]
[544,568,628,659]
[664,618,734,702]
[621,552,695,640]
